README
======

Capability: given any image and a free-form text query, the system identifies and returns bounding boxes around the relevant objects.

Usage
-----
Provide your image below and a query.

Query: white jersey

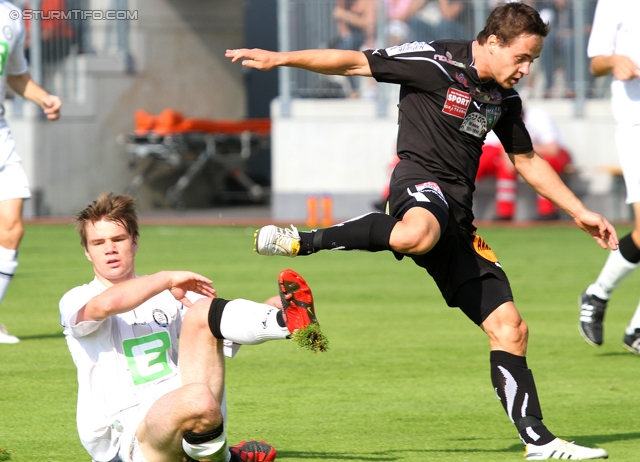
[587,0,640,127]
[0,2,28,133]
[59,277,189,462]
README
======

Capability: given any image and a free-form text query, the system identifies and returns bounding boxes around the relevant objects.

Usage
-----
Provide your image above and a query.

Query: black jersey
[364,40,533,226]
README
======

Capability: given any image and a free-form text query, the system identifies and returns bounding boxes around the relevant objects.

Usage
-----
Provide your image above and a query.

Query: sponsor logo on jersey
[414,181,448,205]
[456,72,468,87]
[486,105,502,130]
[460,112,487,138]
[442,87,471,119]
[123,332,174,385]
[152,309,169,327]
[473,234,499,263]
[384,41,435,56]
[434,52,466,68]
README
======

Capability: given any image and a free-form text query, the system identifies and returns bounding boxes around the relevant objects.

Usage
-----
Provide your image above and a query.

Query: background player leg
[0,198,24,344]
[580,202,640,347]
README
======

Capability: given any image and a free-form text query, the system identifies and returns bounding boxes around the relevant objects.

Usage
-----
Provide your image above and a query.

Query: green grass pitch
[0,223,638,461]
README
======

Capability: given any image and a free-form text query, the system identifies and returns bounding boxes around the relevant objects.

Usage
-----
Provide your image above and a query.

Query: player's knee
[180,383,223,432]
[184,298,212,328]
[391,225,437,254]
[514,319,529,345]
[501,318,528,352]
[0,219,23,248]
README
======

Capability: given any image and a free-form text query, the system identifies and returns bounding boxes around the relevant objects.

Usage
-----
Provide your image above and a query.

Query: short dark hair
[477,2,549,46]
[75,193,139,249]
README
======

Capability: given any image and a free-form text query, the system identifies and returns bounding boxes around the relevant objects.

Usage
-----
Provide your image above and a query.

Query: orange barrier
[134,109,271,136]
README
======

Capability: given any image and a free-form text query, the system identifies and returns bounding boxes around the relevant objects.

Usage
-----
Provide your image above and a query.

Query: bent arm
[511,151,618,250]
[590,54,640,80]
[225,48,372,77]
[77,271,216,323]
[7,72,62,120]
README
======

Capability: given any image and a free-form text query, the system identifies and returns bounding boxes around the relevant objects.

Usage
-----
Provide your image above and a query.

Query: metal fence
[12,0,132,106]
[277,0,605,116]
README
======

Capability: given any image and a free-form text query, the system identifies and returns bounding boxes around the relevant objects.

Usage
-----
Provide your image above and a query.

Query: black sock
[619,232,640,264]
[490,351,555,446]
[184,422,224,444]
[298,212,399,255]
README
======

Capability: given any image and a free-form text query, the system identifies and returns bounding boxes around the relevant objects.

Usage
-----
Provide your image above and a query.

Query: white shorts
[117,424,146,462]
[616,124,640,204]
[0,129,30,201]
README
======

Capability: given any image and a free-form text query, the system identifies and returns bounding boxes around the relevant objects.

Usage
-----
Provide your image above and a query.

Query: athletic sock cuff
[490,350,528,369]
[619,233,640,264]
[184,422,225,444]
[208,298,230,339]
[369,213,399,251]
[421,202,449,233]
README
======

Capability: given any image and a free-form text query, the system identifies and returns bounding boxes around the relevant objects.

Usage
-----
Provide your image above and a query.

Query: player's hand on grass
[167,271,216,303]
[574,210,619,250]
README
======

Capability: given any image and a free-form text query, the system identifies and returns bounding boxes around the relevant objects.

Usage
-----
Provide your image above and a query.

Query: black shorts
[388,159,513,325]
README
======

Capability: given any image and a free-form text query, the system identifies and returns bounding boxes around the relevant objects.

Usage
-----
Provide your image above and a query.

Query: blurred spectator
[24,0,74,88]
[385,0,416,45]
[332,0,377,51]
[537,0,595,98]
[476,106,572,220]
[408,0,472,42]
[330,0,377,97]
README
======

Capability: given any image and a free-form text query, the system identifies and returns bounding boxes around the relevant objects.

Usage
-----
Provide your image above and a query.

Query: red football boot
[278,269,319,334]
[229,440,276,462]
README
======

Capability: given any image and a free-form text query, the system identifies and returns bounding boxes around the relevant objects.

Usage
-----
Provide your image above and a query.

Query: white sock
[220,299,288,344]
[626,299,640,334]
[0,246,18,304]
[587,250,638,300]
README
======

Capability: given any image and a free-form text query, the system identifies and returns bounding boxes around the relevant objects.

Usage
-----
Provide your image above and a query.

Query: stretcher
[122,109,270,209]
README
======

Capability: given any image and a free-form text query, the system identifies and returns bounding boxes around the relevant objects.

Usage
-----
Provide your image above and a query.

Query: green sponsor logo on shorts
[0,42,8,76]
[123,331,173,385]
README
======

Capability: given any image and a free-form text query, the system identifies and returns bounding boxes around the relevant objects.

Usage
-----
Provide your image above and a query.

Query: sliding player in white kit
[60,193,319,462]
[579,0,640,354]
[0,0,61,343]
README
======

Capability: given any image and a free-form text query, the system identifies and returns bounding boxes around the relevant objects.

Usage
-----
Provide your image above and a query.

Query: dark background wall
[242,0,279,187]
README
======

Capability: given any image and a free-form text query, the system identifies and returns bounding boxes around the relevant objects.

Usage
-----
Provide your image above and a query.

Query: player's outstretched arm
[78,271,216,322]
[225,48,372,77]
[511,150,619,250]
[7,72,62,120]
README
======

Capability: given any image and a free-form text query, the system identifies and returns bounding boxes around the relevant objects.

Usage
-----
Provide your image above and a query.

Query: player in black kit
[226,3,615,460]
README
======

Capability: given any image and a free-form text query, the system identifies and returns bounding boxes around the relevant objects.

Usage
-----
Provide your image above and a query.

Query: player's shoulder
[59,280,99,304]
[0,1,24,34]
[494,86,522,105]
[375,39,472,61]
[0,1,21,13]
